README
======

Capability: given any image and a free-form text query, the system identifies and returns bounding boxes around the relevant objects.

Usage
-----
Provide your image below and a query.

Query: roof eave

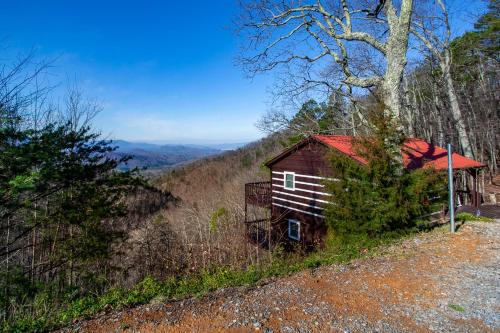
[264,136,320,167]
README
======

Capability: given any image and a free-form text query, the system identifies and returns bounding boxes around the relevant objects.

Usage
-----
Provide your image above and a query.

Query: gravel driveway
[71,221,500,333]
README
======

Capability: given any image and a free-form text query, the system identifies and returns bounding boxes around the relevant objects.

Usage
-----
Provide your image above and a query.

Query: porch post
[473,168,479,209]
[244,184,248,223]
[447,144,455,233]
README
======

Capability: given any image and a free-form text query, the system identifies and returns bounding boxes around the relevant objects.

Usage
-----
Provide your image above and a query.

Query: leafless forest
[113,136,284,287]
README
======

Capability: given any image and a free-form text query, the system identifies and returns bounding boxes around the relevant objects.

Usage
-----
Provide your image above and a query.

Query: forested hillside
[130,134,284,278]
[82,134,285,287]
[0,44,285,330]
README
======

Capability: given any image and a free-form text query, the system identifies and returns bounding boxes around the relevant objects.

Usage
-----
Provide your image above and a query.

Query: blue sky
[0,1,487,144]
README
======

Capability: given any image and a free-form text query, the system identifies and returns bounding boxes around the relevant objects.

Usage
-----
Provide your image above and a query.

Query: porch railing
[245,181,272,207]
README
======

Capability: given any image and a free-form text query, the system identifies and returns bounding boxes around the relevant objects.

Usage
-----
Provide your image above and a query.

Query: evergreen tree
[324,109,446,240]
[474,0,499,61]
[0,113,147,319]
[451,0,499,67]
[286,95,349,145]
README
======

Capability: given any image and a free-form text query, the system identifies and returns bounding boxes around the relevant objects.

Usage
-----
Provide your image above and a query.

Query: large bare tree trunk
[441,52,475,158]
[383,0,413,121]
[433,92,445,147]
[411,0,474,158]
[382,61,405,124]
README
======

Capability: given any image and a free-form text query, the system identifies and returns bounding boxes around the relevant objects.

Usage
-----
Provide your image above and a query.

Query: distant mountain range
[110,140,247,171]
[183,142,249,151]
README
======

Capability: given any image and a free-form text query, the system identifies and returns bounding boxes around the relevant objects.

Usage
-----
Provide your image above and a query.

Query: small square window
[284,172,295,190]
[288,219,300,241]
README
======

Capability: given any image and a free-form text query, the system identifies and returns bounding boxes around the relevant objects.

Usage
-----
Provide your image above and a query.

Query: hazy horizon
[112,137,250,147]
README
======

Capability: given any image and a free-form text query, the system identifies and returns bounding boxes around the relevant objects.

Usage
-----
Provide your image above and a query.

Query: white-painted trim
[272,203,325,218]
[273,190,330,204]
[283,171,295,191]
[295,180,324,187]
[288,219,300,241]
[272,183,332,196]
[272,170,339,182]
[274,177,324,188]
[272,196,324,211]
[295,174,338,181]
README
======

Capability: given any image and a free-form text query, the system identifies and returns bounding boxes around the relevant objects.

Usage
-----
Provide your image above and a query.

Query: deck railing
[245,181,272,207]
[456,189,482,207]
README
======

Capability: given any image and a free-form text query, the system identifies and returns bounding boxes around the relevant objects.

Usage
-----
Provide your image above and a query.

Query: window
[284,172,295,190]
[288,219,300,241]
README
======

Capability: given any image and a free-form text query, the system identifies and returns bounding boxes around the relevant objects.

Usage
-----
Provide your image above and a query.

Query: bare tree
[411,0,475,158]
[0,49,54,129]
[60,80,102,131]
[238,0,415,127]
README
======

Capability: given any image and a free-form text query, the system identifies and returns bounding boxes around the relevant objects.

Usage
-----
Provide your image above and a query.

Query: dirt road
[71,221,500,333]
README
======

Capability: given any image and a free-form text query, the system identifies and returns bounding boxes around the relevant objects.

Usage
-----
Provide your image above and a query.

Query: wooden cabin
[244,135,486,248]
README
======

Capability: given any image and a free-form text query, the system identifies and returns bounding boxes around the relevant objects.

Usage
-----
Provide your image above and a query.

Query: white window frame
[283,171,295,191]
[288,219,300,241]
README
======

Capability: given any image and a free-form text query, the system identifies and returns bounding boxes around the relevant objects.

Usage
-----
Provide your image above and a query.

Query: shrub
[456,212,494,222]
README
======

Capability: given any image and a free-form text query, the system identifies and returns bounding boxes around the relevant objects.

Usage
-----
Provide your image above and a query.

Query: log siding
[272,171,338,182]
[272,190,330,204]
[272,203,325,218]
[267,140,335,246]
[271,165,332,224]
[271,181,332,197]
[272,196,325,211]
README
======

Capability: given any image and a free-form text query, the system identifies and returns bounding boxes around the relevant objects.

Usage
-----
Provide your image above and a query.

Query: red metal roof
[313,135,486,170]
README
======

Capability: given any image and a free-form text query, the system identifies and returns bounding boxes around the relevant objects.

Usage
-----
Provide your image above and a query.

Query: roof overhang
[265,135,487,171]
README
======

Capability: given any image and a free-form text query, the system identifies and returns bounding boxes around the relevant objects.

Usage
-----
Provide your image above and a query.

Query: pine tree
[324,109,446,240]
